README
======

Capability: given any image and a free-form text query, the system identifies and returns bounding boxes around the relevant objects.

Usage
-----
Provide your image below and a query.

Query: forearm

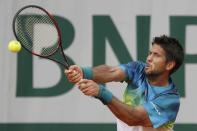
[94,85,152,127]
[77,81,152,127]
[83,65,125,83]
[93,65,115,83]
[107,97,152,127]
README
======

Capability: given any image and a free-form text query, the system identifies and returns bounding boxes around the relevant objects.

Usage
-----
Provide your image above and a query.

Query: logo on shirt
[150,102,161,115]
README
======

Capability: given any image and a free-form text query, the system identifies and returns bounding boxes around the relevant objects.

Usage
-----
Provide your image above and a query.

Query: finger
[80,85,94,95]
[64,69,72,74]
[80,86,90,93]
[72,71,81,78]
[77,80,93,91]
[69,72,82,80]
[70,77,82,83]
[66,70,80,80]
[77,79,89,85]
[67,76,81,84]
[78,82,88,90]
[65,71,78,80]
[83,87,98,96]
[69,65,80,72]
[82,88,93,96]
[69,70,81,78]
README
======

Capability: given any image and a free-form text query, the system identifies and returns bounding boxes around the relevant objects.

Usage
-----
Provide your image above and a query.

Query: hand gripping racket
[13,5,69,69]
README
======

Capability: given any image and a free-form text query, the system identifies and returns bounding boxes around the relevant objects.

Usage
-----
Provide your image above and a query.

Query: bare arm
[77,79,152,127]
[108,97,152,127]
[92,65,126,83]
[65,65,126,84]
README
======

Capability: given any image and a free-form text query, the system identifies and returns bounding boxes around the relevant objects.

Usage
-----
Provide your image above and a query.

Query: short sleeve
[143,94,180,128]
[119,61,145,82]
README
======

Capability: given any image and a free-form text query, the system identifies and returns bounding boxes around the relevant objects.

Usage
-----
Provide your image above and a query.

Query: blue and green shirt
[119,61,180,129]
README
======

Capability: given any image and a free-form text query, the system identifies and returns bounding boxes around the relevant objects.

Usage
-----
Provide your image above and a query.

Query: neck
[147,73,169,87]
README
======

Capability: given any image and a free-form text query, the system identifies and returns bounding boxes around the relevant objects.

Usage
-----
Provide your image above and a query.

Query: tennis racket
[13,5,69,69]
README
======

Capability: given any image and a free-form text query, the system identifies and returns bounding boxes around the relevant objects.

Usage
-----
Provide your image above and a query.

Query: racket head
[12,5,62,57]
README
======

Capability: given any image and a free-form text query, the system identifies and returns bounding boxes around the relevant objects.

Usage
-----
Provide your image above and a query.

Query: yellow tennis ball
[8,40,22,53]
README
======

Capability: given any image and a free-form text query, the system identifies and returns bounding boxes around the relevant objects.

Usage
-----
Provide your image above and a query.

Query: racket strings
[14,7,59,56]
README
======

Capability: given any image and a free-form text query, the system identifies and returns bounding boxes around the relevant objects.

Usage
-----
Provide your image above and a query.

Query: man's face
[145,44,168,76]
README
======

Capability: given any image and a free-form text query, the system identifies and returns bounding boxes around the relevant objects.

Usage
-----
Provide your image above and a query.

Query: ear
[166,61,175,71]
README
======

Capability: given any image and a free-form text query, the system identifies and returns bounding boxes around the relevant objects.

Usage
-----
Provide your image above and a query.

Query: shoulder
[119,61,145,73]
[119,61,146,81]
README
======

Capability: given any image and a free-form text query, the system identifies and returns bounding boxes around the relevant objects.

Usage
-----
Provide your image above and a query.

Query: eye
[154,53,161,57]
[148,51,152,56]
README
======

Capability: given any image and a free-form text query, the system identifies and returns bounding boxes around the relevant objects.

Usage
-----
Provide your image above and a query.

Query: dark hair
[152,35,184,74]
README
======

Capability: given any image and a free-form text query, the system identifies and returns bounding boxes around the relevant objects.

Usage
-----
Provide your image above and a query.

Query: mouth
[145,63,150,68]
[145,63,152,70]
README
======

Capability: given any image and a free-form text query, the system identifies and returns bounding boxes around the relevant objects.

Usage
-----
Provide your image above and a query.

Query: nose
[146,54,152,63]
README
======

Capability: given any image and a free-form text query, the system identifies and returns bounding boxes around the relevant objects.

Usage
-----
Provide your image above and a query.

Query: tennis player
[65,35,184,131]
